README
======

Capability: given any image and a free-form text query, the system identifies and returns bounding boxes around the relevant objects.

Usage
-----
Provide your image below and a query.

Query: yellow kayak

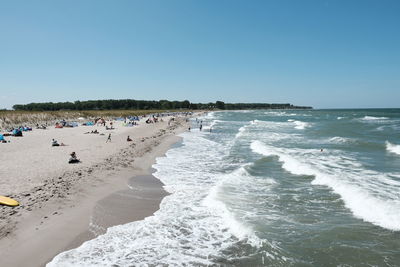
[0,195,20,206]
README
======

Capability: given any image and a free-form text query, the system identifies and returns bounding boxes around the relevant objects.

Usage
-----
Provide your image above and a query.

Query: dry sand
[0,115,191,267]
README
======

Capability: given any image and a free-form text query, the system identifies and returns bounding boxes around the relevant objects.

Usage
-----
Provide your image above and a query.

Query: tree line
[12,99,312,111]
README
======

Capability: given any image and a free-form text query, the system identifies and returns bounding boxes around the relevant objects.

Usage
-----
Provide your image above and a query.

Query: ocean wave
[208,119,218,129]
[250,140,400,232]
[361,116,389,121]
[329,136,353,144]
[242,120,300,142]
[386,141,400,155]
[264,111,288,116]
[250,119,271,126]
[287,120,310,130]
[235,110,253,113]
[251,119,264,124]
[250,141,315,175]
[234,120,258,138]
[206,111,216,119]
[235,125,247,138]
[264,111,308,117]
[202,165,288,263]
[202,166,263,244]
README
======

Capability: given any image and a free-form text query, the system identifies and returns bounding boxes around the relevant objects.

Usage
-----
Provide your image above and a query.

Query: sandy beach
[0,114,190,267]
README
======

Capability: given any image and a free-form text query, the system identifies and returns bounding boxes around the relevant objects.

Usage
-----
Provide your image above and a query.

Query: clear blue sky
[1,0,399,109]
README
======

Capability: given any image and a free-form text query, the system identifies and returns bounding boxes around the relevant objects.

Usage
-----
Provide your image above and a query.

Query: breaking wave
[250,140,400,231]
[386,141,400,155]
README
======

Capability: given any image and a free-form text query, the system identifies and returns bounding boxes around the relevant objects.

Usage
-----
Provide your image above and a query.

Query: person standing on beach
[106,133,112,143]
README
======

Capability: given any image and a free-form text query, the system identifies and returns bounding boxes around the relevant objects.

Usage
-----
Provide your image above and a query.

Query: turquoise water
[49,109,400,266]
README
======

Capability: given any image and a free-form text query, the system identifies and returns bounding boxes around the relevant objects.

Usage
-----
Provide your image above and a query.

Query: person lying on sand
[68,152,80,164]
[84,130,100,134]
[36,124,47,129]
[127,135,132,142]
[0,134,8,143]
[52,139,60,147]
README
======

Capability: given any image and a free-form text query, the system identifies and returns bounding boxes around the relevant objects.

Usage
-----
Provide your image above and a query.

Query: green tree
[216,101,225,109]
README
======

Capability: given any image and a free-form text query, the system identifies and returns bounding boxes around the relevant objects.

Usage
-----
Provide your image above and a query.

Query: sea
[48,109,400,267]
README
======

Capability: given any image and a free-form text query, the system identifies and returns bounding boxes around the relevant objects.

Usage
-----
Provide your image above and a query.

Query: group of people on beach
[2,112,192,165]
[188,118,212,132]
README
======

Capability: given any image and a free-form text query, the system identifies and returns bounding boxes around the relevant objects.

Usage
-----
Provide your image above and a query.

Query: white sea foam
[386,141,400,155]
[234,119,260,139]
[375,126,386,131]
[264,111,306,117]
[252,119,264,124]
[287,120,310,130]
[201,119,218,132]
[329,136,352,144]
[209,119,218,128]
[206,111,216,119]
[243,120,301,143]
[264,111,288,116]
[251,119,285,128]
[361,116,389,121]
[251,140,400,231]
[202,166,263,244]
[235,125,247,138]
[337,116,345,120]
[231,110,253,113]
[49,130,265,266]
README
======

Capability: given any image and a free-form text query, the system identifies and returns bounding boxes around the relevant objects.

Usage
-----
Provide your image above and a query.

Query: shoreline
[0,115,190,267]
